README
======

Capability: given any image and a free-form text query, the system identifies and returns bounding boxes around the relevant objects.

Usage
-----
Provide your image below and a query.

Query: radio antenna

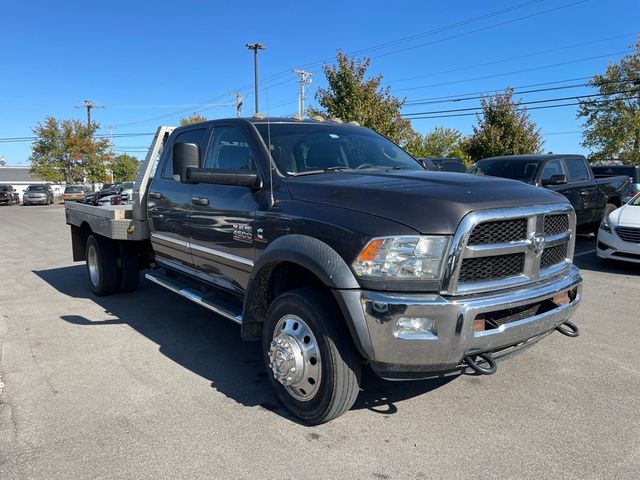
[266,89,275,208]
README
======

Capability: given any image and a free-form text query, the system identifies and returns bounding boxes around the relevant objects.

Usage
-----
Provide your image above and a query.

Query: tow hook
[556,320,580,338]
[464,352,497,375]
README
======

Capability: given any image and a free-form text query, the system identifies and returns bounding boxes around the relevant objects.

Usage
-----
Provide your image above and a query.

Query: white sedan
[597,193,640,264]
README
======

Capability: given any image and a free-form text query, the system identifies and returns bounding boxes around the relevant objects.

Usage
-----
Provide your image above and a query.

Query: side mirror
[187,168,262,189]
[173,142,200,182]
[542,174,568,186]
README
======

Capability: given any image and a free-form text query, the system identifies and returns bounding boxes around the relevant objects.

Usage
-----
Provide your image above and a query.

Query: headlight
[352,236,450,280]
[599,215,612,234]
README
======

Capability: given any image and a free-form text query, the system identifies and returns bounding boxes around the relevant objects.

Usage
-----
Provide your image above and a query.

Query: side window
[565,158,590,182]
[204,126,255,171]
[540,160,566,181]
[162,128,208,179]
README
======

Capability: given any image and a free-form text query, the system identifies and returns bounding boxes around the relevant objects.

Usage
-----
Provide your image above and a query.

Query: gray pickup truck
[65,120,583,424]
[469,154,631,232]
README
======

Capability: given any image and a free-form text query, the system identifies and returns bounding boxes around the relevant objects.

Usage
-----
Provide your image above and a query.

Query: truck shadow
[34,265,453,423]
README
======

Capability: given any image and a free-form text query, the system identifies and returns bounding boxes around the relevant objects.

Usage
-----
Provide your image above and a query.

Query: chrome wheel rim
[87,244,99,287]
[269,314,321,402]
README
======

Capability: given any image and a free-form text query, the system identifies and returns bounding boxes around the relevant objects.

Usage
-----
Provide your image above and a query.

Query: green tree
[405,127,471,163]
[179,113,207,125]
[30,117,111,183]
[311,51,414,145]
[111,153,140,182]
[578,40,640,164]
[464,88,543,161]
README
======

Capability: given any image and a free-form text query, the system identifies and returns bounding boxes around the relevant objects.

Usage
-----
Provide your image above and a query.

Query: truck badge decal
[233,224,253,243]
[530,233,545,258]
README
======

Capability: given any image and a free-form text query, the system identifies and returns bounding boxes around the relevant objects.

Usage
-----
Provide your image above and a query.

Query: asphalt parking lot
[1,205,638,479]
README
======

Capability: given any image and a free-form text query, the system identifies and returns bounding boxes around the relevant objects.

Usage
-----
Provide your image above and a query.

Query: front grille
[616,227,640,243]
[540,243,567,269]
[467,219,527,245]
[459,253,524,283]
[544,214,569,236]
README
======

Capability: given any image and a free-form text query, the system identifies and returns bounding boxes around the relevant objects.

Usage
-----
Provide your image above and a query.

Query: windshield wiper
[292,166,354,176]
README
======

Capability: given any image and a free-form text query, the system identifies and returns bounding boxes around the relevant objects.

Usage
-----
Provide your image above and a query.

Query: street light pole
[245,43,265,114]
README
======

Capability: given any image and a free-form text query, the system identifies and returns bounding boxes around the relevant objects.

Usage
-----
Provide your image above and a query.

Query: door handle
[580,191,589,197]
[191,197,209,206]
[149,191,163,199]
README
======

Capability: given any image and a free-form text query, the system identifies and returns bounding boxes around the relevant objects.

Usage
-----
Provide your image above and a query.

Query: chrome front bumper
[341,266,582,379]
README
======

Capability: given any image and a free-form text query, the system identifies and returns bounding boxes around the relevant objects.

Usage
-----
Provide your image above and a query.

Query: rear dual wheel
[85,235,140,296]
[263,288,361,424]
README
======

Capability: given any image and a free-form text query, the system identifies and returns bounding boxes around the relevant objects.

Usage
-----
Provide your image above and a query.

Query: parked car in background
[591,165,640,203]
[0,185,20,205]
[469,154,630,232]
[118,181,135,203]
[23,184,54,205]
[419,157,467,173]
[597,193,640,264]
[84,183,121,205]
[63,185,87,203]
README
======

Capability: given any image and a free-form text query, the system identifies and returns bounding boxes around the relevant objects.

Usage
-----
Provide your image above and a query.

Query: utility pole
[75,99,104,127]
[245,43,265,114]
[293,69,313,116]
[234,92,244,117]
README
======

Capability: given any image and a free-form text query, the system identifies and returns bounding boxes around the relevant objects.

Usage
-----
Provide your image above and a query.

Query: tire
[85,235,118,296]
[263,288,361,424]
[118,242,140,293]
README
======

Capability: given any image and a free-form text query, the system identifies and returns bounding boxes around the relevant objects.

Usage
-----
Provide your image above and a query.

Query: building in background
[0,167,65,202]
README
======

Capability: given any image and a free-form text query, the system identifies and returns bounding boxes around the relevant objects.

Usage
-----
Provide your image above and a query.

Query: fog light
[394,317,437,339]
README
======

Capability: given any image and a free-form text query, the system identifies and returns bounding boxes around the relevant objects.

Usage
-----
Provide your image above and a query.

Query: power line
[0,132,156,143]
[370,0,591,61]
[106,1,561,129]
[404,77,634,107]
[395,49,633,92]
[403,88,640,116]
[406,96,626,120]
[390,32,636,86]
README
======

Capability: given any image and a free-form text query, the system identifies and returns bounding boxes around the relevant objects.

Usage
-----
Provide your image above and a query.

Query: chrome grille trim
[440,204,576,295]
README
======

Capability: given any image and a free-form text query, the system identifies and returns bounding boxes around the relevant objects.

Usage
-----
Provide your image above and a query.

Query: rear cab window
[564,158,590,182]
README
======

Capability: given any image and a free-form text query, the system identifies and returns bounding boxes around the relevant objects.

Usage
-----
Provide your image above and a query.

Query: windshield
[254,123,423,175]
[65,186,84,193]
[469,158,540,183]
[121,182,134,189]
[26,185,46,192]
[630,193,640,206]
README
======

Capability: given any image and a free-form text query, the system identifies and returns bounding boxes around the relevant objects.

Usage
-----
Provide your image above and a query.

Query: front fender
[241,235,374,359]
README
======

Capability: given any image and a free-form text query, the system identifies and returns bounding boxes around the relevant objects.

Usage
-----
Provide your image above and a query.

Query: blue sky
[0,0,638,165]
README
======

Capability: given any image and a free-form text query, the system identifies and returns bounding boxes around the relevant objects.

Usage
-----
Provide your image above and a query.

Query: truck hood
[286,170,569,234]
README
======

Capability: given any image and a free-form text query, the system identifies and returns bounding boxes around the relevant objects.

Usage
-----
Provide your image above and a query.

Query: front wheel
[263,288,361,424]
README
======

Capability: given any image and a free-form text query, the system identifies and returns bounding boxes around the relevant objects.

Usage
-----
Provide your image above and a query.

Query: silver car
[23,185,54,205]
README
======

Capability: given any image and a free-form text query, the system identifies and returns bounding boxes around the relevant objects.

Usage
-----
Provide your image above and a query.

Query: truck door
[564,157,598,225]
[189,124,261,294]
[148,126,210,268]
